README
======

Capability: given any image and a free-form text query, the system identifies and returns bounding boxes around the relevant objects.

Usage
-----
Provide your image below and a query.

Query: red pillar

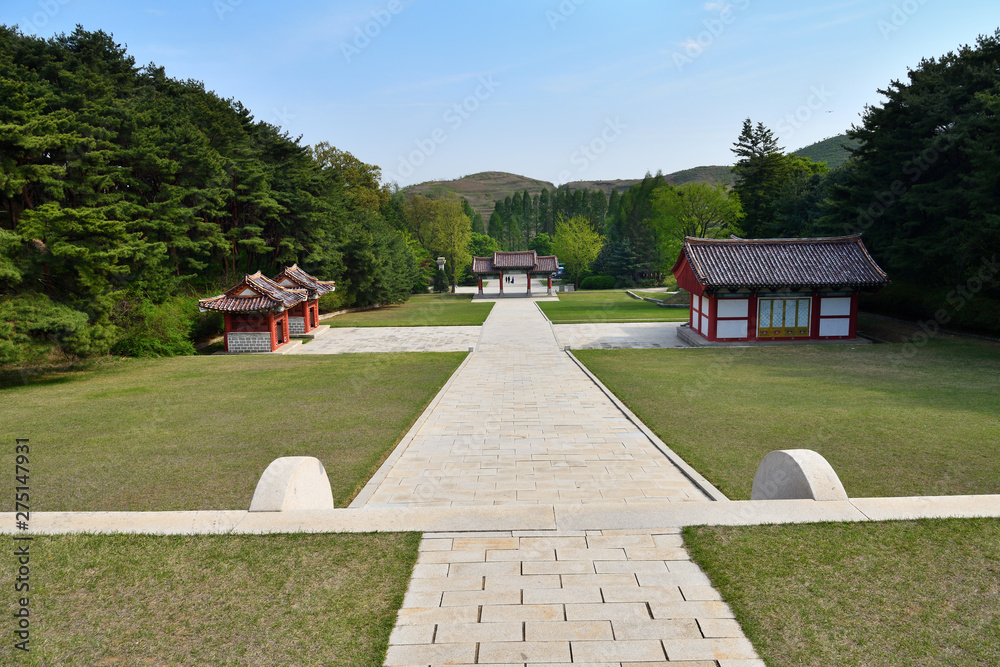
[526,271,532,293]
[478,277,483,295]
[748,293,758,341]
[499,271,504,293]
[810,292,822,339]
[267,312,276,351]
[849,291,859,338]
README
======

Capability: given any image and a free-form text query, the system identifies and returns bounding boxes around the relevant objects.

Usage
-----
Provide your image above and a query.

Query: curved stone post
[751,449,848,501]
[249,456,335,511]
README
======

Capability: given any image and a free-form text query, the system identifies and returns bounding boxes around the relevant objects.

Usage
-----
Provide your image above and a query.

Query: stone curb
[8,496,998,535]
[563,350,730,503]
[348,349,478,507]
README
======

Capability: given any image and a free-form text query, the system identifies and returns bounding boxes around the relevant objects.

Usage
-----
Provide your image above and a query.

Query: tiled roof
[673,235,890,290]
[272,263,336,298]
[198,272,308,313]
[472,251,560,274]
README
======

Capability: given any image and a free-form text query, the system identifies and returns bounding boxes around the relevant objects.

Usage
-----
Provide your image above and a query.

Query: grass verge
[685,519,1000,666]
[2,532,419,665]
[575,335,1000,498]
[324,293,493,327]
[0,353,465,510]
[538,290,689,324]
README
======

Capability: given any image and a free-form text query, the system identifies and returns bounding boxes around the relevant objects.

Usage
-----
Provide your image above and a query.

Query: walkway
[358,300,707,508]
[363,299,763,665]
[291,326,480,354]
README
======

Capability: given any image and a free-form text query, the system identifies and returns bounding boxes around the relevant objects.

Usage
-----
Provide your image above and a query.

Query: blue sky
[4,1,999,187]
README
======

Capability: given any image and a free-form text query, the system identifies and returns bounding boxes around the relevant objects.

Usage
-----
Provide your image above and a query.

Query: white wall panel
[717,299,749,318]
[716,319,748,339]
[821,297,852,316]
[819,318,851,337]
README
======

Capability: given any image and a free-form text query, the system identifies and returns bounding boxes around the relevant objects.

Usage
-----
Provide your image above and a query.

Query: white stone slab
[851,495,1000,521]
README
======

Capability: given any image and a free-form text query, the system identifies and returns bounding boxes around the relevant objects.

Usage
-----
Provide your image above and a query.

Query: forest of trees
[3,25,998,369]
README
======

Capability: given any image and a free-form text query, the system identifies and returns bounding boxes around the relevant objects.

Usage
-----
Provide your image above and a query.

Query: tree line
[0,26,422,366]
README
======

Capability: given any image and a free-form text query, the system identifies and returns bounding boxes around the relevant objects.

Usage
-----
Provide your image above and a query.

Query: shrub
[109,293,196,358]
[0,294,113,365]
[580,275,617,290]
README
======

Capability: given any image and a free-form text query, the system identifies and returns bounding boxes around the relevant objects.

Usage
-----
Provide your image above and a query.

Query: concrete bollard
[751,449,848,501]
[249,456,335,511]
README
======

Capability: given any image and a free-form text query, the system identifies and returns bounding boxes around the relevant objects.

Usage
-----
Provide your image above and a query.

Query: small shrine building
[671,235,889,343]
[471,250,559,296]
[199,266,335,353]
[272,264,336,334]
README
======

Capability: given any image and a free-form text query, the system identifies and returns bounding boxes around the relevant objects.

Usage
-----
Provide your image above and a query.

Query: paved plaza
[553,321,688,350]
[291,325,482,354]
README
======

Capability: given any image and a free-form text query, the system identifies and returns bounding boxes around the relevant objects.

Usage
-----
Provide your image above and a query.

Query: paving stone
[395,606,479,625]
[383,641,477,665]
[485,574,562,590]
[525,620,614,641]
[387,623,435,645]
[521,560,595,575]
[698,617,747,638]
[572,639,666,662]
[441,589,521,607]
[561,573,639,588]
[479,604,565,623]
[681,585,724,601]
[663,637,760,661]
[602,585,684,604]
[435,621,523,643]
[649,601,736,620]
[477,640,571,664]
[522,586,604,605]
[611,618,702,641]
[565,602,651,621]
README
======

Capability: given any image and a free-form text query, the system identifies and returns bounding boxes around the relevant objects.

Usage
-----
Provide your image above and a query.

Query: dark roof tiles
[472,250,560,274]
[676,235,889,289]
[273,263,336,297]
[199,271,308,313]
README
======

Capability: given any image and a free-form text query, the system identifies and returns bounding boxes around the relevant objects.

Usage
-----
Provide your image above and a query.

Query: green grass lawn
[538,290,689,324]
[685,519,1000,667]
[1,532,419,665]
[0,353,464,510]
[324,293,493,327]
[575,335,1000,499]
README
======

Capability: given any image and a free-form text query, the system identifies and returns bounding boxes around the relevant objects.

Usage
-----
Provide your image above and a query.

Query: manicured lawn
[575,335,1000,499]
[538,290,689,323]
[2,532,419,665]
[685,519,1000,667]
[0,353,465,510]
[324,293,493,327]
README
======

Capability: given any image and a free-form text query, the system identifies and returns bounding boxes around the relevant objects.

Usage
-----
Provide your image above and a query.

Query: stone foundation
[226,332,272,353]
[288,316,305,335]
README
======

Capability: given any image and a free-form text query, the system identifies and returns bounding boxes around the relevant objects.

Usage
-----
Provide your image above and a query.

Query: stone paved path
[370,299,762,665]
[362,300,707,507]
[385,529,762,666]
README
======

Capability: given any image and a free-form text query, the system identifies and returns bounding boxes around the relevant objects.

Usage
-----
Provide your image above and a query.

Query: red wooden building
[671,235,889,343]
[471,250,559,295]
[199,272,308,353]
[271,264,336,335]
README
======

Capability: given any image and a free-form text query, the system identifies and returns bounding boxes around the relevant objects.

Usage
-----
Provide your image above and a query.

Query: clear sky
[4,1,999,187]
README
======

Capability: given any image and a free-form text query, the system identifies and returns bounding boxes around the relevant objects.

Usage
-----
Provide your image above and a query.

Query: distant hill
[565,165,734,195]
[403,171,555,221]
[792,134,859,169]
[400,137,851,219]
